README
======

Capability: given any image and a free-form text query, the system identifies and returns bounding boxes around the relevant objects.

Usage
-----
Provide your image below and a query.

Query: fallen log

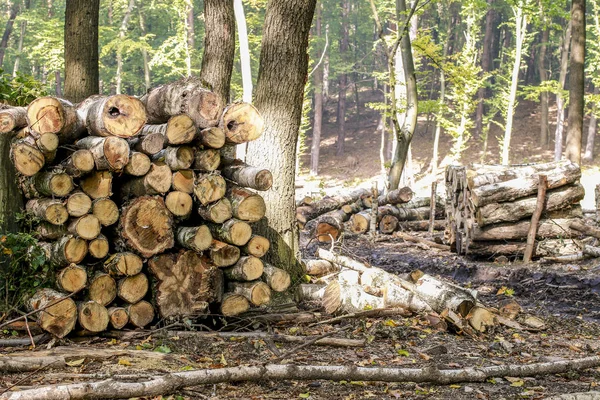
[117,273,149,304]
[303,259,339,276]
[75,136,130,171]
[323,281,384,314]
[472,218,577,241]
[377,186,413,206]
[316,248,370,272]
[107,307,129,330]
[26,198,68,225]
[221,159,273,191]
[296,188,370,224]
[197,127,226,149]
[393,232,451,251]
[220,293,251,316]
[140,114,196,145]
[67,214,102,240]
[570,221,600,240]
[78,94,146,138]
[66,191,92,217]
[230,281,271,306]
[41,235,88,265]
[21,170,74,198]
[0,106,27,133]
[207,218,252,246]
[154,146,195,171]
[467,159,575,188]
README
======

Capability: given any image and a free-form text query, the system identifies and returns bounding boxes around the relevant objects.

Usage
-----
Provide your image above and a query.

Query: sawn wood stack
[1,78,291,338]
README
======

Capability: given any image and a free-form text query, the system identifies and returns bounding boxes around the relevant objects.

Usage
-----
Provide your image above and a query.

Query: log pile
[2,79,290,338]
[298,186,446,242]
[445,160,589,259]
[301,249,545,334]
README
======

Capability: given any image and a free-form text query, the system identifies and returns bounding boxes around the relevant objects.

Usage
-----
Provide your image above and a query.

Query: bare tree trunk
[583,101,597,162]
[555,20,572,161]
[245,0,316,278]
[538,24,549,146]
[474,0,494,139]
[431,17,451,178]
[0,131,23,234]
[12,20,26,77]
[311,2,323,175]
[388,0,418,190]
[233,0,253,160]
[116,0,135,94]
[184,0,193,77]
[137,2,151,91]
[501,2,527,165]
[186,0,195,50]
[336,0,349,157]
[0,2,18,68]
[200,0,235,107]
[55,70,62,97]
[64,0,100,102]
[565,0,586,165]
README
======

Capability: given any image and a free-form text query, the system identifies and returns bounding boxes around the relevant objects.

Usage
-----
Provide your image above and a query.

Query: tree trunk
[199,0,235,107]
[11,20,26,77]
[137,2,151,91]
[583,100,597,162]
[565,0,586,165]
[555,20,572,161]
[185,0,194,76]
[501,2,527,165]
[538,26,549,146]
[389,0,418,189]
[336,0,349,157]
[244,0,316,279]
[474,0,494,139]
[0,2,18,68]
[64,0,100,102]
[310,2,323,175]
[148,251,218,318]
[115,0,135,93]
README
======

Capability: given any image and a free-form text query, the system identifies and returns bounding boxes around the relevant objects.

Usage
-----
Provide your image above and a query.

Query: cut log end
[88,273,117,306]
[118,273,149,304]
[56,264,87,293]
[198,127,226,149]
[172,170,195,193]
[78,301,109,333]
[194,174,227,206]
[127,301,155,328]
[176,226,213,252]
[231,281,272,306]
[124,152,151,176]
[27,97,69,135]
[224,256,264,281]
[220,293,250,316]
[108,307,129,330]
[243,235,270,258]
[105,252,144,276]
[221,103,264,144]
[165,191,193,218]
[263,264,291,292]
[93,198,120,226]
[68,214,102,240]
[210,240,241,267]
[198,198,233,224]
[95,94,147,138]
[80,171,113,199]
[89,235,110,259]
[12,142,45,176]
[29,288,77,338]
[166,114,196,145]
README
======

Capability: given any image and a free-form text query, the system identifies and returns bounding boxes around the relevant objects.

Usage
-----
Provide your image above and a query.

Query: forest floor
[2,92,600,399]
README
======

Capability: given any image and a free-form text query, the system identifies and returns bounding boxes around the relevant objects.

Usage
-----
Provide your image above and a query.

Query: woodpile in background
[444,160,600,260]
[298,186,446,242]
[1,78,290,338]
[299,249,545,334]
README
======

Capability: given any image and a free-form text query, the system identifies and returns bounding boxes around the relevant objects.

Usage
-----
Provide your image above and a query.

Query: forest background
[0,0,599,205]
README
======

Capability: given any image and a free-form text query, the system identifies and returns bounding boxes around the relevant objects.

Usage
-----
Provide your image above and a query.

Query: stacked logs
[445,160,587,259]
[1,78,290,338]
[298,187,445,242]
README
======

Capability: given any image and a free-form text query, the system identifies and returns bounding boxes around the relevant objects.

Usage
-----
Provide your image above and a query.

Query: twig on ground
[269,325,353,364]
[308,307,411,328]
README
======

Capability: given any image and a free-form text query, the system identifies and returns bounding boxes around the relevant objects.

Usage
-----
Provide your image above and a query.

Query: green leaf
[299,393,310,398]
[396,349,410,357]
[154,345,172,354]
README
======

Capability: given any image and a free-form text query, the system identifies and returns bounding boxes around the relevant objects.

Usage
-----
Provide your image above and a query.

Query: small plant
[0,231,49,313]
[0,69,47,106]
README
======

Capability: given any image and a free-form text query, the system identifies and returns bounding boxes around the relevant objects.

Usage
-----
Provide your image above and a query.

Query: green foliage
[0,68,47,106]
[0,231,49,313]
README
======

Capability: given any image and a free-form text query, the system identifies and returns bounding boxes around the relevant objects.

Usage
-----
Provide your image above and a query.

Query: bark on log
[220,102,264,144]
[471,161,580,207]
[27,97,83,143]
[5,356,600,399]
[197,198,233,223]
[176,226,213,252]
[107,307,129,330]
[194,174,227,206]
[193,149,221,171]
[117,273,149,304]
[88,272,117,306]
[41,235,88,265]
[28,171,74,198]
[393,232,451,251]
[570,221,600,240]
[140,78,223,128]
[303,259,339,276]
[316,248,370,272]
[340,201,363,215]
[127,300,155,328]
[172,170,195,193]
[208,219,252,246]
[0,106,27,133]
[221,159,273,191]
[26,198,68,225]
[104,252,144,277]
[148,251,217,318]
[28,288,77,338]
[209,240,241,267]
[467,159,575,188]
[197,127,226,149]
[165,191,193,218]
[223,256,264,281]
[11,140,45,176]
[124,152,151,176]
[121,162,172,197]
[140,115,196,145]
[379,205,432,222]
[128,131,165,155]
[78,301,109,333]
[78,94,146,138]
[92,197,119,226]
[80,171,112,199]
[27,132,60,164]
[323,281,384,314]
[400,220,446,231]
[473,218,578,241]
[56,264,87,293]
[230,281,271,306]
[242,235,270,258]
[296,188,370,224]
[377,187,414,205]
[88,235,109,259]
[67,214,102,240]
[75,136,130,171]
[262,264,291,292]
[225,185,266,222]
[62,149,95,177]
[477,184,585,226]
[358,269,432,313]
[120,196,174,258]
[410,273,476,317]
[153,146,195,171]
[33,222,67,240]
[220,293,250,316]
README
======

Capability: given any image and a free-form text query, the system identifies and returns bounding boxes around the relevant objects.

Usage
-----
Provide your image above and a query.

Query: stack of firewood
[298,187,446,242]
[445,160,589,259]
[1,78,291,338]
